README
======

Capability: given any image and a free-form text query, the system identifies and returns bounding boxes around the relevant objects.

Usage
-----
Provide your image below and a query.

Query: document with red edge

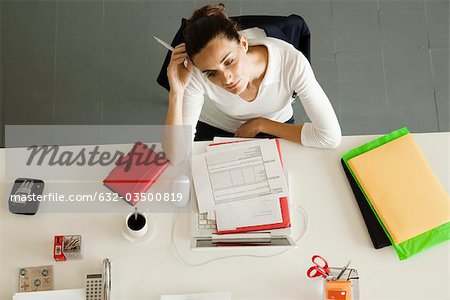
[192,139,288,213]
[214,196,282,231]
[193,138,290,234]
[216,195,290,234]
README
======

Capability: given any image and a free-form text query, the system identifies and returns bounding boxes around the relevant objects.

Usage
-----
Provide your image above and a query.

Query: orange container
[325,280,352,300]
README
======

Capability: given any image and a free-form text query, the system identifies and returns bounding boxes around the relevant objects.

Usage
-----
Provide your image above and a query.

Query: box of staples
[53,235,82,261]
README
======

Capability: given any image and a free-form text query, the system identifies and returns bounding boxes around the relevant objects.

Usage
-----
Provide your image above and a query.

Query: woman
[163,4,341,164]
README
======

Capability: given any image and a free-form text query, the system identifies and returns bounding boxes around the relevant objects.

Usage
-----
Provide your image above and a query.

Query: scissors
[307,255,331,279]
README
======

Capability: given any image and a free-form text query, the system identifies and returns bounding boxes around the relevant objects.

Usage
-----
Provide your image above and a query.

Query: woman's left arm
[236,43,341,148]
[235,118,304,144]
[289,49,342,149]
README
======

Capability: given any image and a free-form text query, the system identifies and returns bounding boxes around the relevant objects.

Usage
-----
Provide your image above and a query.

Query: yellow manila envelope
[348,134,450,244]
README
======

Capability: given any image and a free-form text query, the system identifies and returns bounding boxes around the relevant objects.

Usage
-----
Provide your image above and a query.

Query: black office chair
[156,14,311,92]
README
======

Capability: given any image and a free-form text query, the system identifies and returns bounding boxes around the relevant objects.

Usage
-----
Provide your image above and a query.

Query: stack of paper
[192,138,290,234]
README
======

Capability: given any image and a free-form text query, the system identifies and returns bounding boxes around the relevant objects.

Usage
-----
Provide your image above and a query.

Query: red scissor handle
[307,266,329,278]
[311,255,330,274]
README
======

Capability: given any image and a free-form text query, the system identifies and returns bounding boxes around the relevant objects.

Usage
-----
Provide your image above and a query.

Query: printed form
[192,139,288,229]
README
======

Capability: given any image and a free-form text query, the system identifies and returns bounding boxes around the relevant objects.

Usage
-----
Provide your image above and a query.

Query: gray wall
[1,0,449,147]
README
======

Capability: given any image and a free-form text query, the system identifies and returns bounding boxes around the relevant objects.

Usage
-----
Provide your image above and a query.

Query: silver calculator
[86,258,111,300]
[85,274,103,300]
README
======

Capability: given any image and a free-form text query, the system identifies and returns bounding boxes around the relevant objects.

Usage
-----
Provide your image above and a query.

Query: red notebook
[208,139,291,235]
[103,142,169,206]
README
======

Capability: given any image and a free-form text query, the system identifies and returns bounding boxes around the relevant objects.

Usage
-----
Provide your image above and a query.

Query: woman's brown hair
[184,3,240,60]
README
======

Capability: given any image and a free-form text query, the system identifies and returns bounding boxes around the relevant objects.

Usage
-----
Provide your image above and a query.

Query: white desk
[1,133,449,300]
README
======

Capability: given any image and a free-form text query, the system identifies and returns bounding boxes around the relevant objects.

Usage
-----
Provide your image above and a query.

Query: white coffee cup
[125,212,148,238]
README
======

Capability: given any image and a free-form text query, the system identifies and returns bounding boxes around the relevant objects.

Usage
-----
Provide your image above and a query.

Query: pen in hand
[153,36,188,68]
[153,36,174,51]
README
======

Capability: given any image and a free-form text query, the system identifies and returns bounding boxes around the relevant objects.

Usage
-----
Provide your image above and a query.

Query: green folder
[342,127,450,260]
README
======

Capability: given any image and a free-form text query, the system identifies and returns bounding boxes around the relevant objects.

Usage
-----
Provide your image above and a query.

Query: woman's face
[192,35,250,94]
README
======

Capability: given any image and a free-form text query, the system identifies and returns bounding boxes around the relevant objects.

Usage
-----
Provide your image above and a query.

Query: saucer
[121,214,156,244]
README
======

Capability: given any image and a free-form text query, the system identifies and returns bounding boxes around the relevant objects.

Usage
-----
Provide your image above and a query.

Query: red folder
[103,142,169,206]
[208,139,291,234]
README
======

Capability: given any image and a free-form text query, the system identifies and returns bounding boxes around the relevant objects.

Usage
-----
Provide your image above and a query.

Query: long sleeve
[182,70,205,141]
[288,47,342,149]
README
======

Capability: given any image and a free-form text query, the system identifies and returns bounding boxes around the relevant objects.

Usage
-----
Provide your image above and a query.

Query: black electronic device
[8,178,44,215]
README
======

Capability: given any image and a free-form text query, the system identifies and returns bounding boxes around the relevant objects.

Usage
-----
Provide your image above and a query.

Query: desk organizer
[322,267,359,300]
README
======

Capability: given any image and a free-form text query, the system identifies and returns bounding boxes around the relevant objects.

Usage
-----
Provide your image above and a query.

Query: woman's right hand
[167,43,194,96]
